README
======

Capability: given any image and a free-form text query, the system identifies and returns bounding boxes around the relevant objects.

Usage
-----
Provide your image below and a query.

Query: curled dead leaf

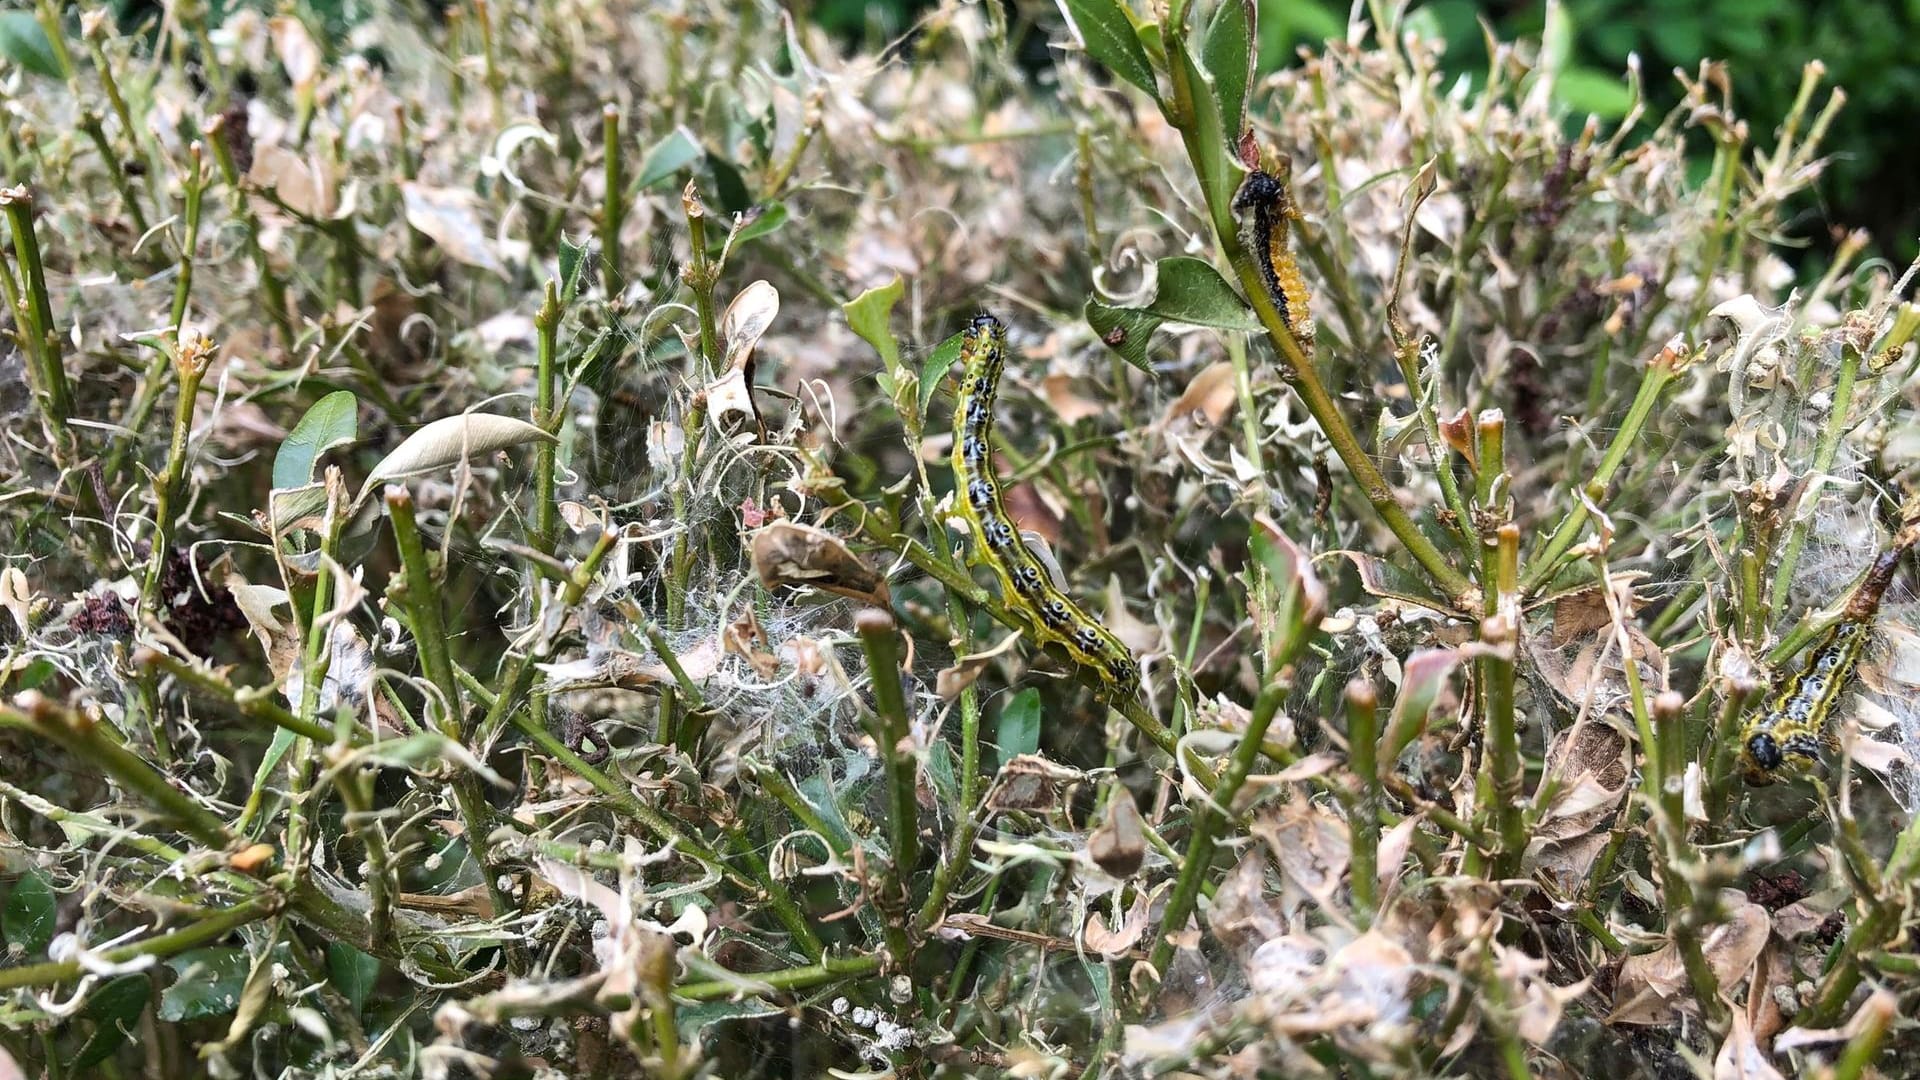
[363,414,555,499]
[1083,888,1154,959]
[1611,890,1769,1025]
[1531,720,1631,843]
[1088,785,1146,879]
[722,605,780,679]
[400,182,508,278]
[935,653,989,700]
[1041,374,1104,425]
[1251,800,1351,910]
[228,844,277,875]
[986,754,1082,812]
[708,280,778,441]
[1714,1008,1787,1080]
[749,522,889,606]
[1209,850,1285,967]
[1161,361,1237,428]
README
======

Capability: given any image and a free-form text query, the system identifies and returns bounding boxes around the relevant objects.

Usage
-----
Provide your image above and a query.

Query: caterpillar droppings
[950,315,1139,694]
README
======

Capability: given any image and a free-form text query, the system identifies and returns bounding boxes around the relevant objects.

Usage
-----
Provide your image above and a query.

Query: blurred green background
[807,0,1920,268]
[28,0,1919,266]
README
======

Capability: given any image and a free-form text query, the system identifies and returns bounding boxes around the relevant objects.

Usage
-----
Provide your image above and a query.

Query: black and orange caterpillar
[1233,168,1315,352]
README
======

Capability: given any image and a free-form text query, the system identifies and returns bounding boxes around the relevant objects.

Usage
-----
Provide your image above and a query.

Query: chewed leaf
[637,126,703,189]
[843,275,905,374]
[1086,257,1257,372]
[483,121,558,191]
[1332,549,1456,614]
[1381,648,1463,767]
[917,331,964,416]
[749,522,888,605]
[362,414,555,499]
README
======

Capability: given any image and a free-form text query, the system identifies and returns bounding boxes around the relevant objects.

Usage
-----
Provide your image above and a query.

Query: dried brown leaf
[399,182,507,277]
[1088,786,1146,879]
[1160,361,1237,428]
[749,522,889,606]
[1041,374,1104,425]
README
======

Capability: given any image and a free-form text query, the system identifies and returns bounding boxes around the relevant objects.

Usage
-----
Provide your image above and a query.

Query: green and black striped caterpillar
[1739,535,1913,783]
[950,315,1139,694]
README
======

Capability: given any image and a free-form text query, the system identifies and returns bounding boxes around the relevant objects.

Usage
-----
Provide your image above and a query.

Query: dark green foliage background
[806,0,1920,265]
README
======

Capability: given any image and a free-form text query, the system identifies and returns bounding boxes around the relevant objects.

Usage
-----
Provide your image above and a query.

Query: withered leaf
[986,754,1082,812]
[1088,785,1146,879]
[749,521,890,606]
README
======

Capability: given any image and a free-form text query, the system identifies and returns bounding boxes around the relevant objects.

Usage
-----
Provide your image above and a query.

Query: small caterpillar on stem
[1739,531,1915,783]
[1233,166,1315,353]
[950,315,1139,694]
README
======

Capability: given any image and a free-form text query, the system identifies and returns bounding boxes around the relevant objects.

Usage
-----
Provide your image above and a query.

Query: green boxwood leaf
[799,771,858,852]
[728,202,788,248]
[72,975,152,1070]
[1554,67,1635,120]
[1059,0,1159,97]
[843,276,905,375]
[0,12,62,79]
[1175,38,1243,228]
[705,152,753,215]
[327,942,380,1018]
[161,947,251,1022]
[1201,0,1254,139]
[995,688,1044,767]
[676,999,783,1042]
[273,390,358,491]
[3,868,56,955]
[636,127,703,190]
[1086,256,1257,371]
[917,331,964,416]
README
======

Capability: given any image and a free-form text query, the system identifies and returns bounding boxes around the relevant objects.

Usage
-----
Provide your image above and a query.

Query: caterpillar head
[1741,729,1822,785]
[1232,170,1285,214]
[1744,731,1783,774]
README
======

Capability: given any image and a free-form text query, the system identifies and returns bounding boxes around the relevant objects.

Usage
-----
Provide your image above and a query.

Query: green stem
[136,647,340,744]
[79,110,149,236]
[674,953,881,1002]
[533,281,562,552]
[139,338,212,619]
[385,488,465,731]
[856,609,919,971]
[1523,341,1682,594]
[599,105,625,298]
[1147,680,1286,974]
[1,697,233,850]
[1,186,74,443]
[332,757,396,953]
[1346,680,1380,924]
[682,183,721,377]
[0,895,279,992]
[1769,339,1863,610]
